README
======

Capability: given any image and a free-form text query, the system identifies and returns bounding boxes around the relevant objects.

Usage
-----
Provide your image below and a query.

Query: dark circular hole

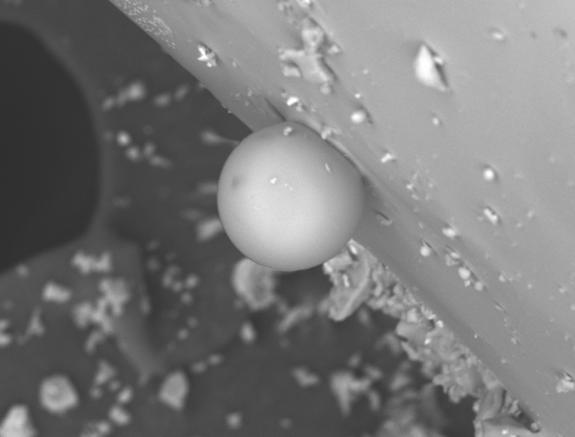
[0,21,99,272]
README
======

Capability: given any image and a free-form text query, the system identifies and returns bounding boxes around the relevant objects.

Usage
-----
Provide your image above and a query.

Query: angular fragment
[323,240,390,321]
[42,282,72,304]
[38,374,80,415]
[231,258,278,311]
[158,370,189,411]
[0,405,36,437]
[413,44,449,92]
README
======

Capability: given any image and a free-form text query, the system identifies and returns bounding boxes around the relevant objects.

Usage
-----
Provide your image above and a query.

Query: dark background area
[0,21,99,272]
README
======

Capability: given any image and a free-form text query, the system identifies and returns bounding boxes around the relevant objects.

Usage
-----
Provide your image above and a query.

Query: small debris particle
[184,274,200,290]
[173,84,191,101]
[72,278,132,344]
[419,242,433,258]
[93,360,117,388]
[226,412,243,430]
[279,48,334,85]
[119,80,147,101]
[116,387,133,405]
[556,371,575,394]
[329,371,372,416]
[197,44,218,67]
[323,240,381,321]
[380,151,396,164]
[482,206,501,225]
[413,43,449,92]
[112,196,132,209]
[207,354,223,366]
[301,18,325,51]
[116,131,132,147]
[0,405,36,437]
[239,322,257,344]
[99,278,131,317]
[276,305,315,333]
[191,361,208,374]
[231,258,278,311]
[482,166,498,182]
[442,226,458,239]
[108,406,131,427]
[39,374,80,415]
[19,309,45,342]
[176,328,190,341]
[101,80,147,110]
[200,128,238,147]
[42,282,72,304]
[431,114,443,126]
[195,181,218,196]
[158,370,189,410]
[84,330,108,355]
[284,94,303,110]
[153,92,172,107]
[295,0,313,9]
[14,265,30,278]
[279,418,293,429]
[320,125,339,140]
[79,420,112,437]
[488,27,507,43]
[71,251,112,275]
[291,366,321,388]
[350,108,370,125]
[474,281,486,292]
[0,320,13,348]
[195,216,224,242]
[458,266,472,282]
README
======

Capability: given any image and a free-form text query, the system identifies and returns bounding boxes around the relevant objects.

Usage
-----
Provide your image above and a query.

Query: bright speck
[197,44,218,68]
[488,27,507,42]
[380,152,396,164]
[556,371,575,393]
[350,109,369,124]
[482,166,497,182]
[442,226,458,239]
[413,44,449,91]
[458,266,472,281]
[419,242,433,257]
[483,206,501,225]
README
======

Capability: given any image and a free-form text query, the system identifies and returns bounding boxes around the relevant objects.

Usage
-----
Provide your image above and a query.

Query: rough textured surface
[109,0,575,435]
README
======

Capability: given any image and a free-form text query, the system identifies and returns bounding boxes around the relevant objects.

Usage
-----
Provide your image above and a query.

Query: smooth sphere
[217,122,365,271]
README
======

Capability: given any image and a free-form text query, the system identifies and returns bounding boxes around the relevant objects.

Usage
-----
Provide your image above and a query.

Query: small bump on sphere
[217,122,366,271]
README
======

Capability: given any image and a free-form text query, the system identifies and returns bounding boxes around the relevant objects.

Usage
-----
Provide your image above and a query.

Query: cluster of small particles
[0,250,452,437]
[102,79,234,171]
[0,364,190,437]
[228,257,459,437]
[101,80,173,169]
[113,129,173,169]
[100,77,235,249]
[323,240,551,437]
[0,235,211,437]
[101,80,195,112]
